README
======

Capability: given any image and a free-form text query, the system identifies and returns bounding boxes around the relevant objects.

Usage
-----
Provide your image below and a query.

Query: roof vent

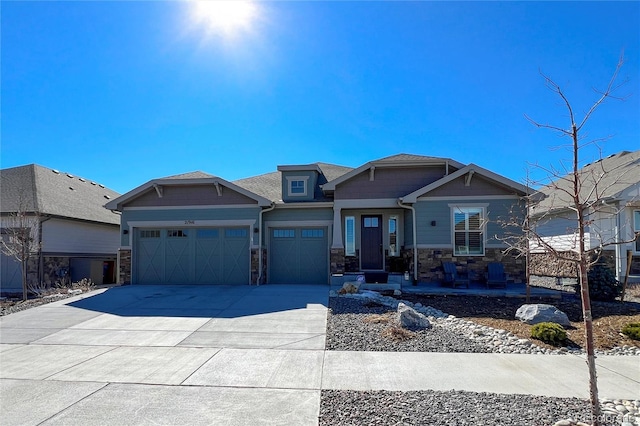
[52,169,60,174]
[66,173,74,178]
[104,195,111,199]
[69,186,75,191]
[99,184,105,188]
[90,182,97,185]
[79,178,86,182]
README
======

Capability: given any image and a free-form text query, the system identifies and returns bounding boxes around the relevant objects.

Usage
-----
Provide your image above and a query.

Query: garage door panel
[269,227,327,285]
[137,230,163,284]
[134,227,249,285]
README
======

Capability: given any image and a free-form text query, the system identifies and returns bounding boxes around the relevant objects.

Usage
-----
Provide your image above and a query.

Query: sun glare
[192,1,258,37]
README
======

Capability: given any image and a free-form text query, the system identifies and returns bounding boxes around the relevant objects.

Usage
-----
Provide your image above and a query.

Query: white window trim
[450,205,487,256]
[285,176,309,197]
[345,216,356,256]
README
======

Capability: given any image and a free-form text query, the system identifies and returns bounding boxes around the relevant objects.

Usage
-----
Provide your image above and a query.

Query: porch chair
[486,262,507,289]
[441,262,470,288]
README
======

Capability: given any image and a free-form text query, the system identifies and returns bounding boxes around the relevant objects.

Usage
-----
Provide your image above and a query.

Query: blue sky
[2,1,638,194]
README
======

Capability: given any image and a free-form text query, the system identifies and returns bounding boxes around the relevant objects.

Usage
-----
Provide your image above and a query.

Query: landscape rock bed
[319,389,637,426]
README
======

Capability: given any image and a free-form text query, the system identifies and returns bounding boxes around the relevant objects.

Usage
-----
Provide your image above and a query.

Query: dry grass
[381,325,417,342]
[363,313,393,324]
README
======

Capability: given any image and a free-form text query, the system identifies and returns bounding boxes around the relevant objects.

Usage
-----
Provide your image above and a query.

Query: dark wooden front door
[361,215,383,269]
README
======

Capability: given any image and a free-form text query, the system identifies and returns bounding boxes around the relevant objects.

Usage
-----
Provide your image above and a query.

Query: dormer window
[286,176,309,197]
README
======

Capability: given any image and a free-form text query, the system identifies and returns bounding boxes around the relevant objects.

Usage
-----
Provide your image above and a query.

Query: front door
[361,215,383,269]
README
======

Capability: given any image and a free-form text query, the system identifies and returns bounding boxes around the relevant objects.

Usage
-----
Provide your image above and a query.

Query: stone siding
[403,247,525,284]
[118,249,131,284]
[41,256,71,286]
[331,248,345,275]
[252,248,267,284]
[529,250,615,277]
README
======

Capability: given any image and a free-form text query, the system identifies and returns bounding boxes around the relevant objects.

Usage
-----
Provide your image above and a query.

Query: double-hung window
[452,207,485,255]
[286,176,309,197]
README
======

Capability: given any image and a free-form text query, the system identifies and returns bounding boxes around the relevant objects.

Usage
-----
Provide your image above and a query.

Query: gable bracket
[213,181,223,196]
[153,184,163,198]
[465,170,475,187]
[369,166,376,182]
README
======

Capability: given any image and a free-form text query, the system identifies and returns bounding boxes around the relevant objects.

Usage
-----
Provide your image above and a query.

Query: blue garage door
[269,227,328,284]
[135,227,249,285]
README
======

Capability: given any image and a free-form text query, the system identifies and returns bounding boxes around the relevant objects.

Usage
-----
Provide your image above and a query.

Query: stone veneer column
[331,248,345,275]
[118,248,131,284]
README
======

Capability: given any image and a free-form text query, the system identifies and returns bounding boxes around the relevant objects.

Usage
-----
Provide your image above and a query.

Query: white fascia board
[106,177,272,211]
[277,164,323,173]
[322,162,374,191]
[334,198,402,209]
[272,202,334,209]
[402,164,529,203]
[322,158,465,191]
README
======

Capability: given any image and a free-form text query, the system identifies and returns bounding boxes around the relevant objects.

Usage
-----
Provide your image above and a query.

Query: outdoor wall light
[123,229,129,235]
[431,221,436,227]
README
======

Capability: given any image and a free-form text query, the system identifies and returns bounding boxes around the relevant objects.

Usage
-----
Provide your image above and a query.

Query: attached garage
[134,227,250,285]
[269,227,328,284]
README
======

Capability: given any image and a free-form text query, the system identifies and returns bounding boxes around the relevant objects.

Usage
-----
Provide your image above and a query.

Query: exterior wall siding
[42,218,119,254]
[118,248,132,284]
[414,198,525,246]
[126,184,257,207]
[263,207,333,222]
[335,166,447,200]
[425,175,518,198]
[280,170,319,202]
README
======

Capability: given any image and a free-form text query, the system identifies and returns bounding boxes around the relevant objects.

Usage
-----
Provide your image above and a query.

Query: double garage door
[269,227,328,284]
[134,227,249,285]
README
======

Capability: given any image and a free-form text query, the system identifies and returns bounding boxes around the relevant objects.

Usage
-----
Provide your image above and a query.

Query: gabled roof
[321,153,465,191]
[234,162,353,202]
[105,171,273,211]
[0,164,121,225]
[401,163,529,203]
[532,150,640,213]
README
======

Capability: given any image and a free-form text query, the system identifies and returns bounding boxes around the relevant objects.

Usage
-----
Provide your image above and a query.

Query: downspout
[257,203,276,285]
[397,199,418,283]
[38,215,52,285]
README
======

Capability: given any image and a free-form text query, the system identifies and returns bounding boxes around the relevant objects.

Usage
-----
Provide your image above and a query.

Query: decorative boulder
[515,304,571,327]
[337,282,360,295]
[397,302,431,330]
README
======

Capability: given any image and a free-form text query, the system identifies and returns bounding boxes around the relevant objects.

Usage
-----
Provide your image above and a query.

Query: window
[167,229,187,238]
[302,229,324,238]
[286,176,309,197]
[140,230,160,238]
[345,216,355,256]
[452,207,484,255]
[363,217,379,227]
[197,229,219,238]
[635,210,640,252]
[225,228,247,238]
[388,216,398,256]
[273,229,295,238]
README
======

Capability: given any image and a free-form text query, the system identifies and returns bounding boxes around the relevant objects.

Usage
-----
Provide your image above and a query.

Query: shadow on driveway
[68,284,329,318]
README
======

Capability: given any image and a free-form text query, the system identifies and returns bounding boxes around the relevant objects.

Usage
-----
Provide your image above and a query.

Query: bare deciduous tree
[502,55,637,426]
[1,195,41,301]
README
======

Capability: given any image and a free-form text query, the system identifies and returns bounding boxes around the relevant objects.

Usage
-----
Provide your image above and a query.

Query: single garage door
[269,227,328,284]
[135,227,249,285]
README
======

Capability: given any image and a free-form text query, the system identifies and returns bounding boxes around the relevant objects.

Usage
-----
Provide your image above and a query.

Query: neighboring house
[0,164,121,294]
[529,150,640,282]
[106,154,529,286]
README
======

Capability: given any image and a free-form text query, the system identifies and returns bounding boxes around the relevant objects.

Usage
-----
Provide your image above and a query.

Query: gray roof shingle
[532,150,640,213]
[1,164,121,225]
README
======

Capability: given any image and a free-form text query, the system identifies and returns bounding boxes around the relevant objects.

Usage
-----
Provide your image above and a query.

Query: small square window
[286,176,309,197]
[291,180,305,194]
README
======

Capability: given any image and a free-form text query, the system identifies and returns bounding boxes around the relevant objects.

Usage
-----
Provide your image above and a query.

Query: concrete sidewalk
[0,285,638,425]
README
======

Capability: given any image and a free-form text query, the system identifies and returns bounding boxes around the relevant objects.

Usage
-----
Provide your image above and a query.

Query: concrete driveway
[0,285,328,425]
[1,285,638,425]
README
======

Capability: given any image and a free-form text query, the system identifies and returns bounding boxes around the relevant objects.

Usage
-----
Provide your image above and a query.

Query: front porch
[330,272,567,300]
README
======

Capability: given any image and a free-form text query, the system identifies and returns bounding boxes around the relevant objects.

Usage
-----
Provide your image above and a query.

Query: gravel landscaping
[322,292,640,426]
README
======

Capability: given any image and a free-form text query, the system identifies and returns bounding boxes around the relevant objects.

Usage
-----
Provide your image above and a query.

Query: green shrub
[531,322,567,346]
[587,264,623,302]
[621,323,640,341]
